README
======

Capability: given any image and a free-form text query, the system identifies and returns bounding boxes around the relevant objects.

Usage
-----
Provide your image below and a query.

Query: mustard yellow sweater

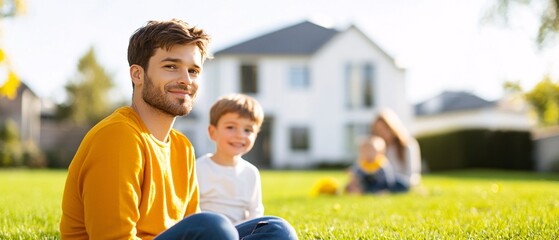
[60,107,199,240]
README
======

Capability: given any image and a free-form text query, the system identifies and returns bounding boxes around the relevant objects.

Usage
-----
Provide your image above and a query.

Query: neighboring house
[533,127,559,172]
[411,90,559,172]
[182,20,413,168]
[0,81,41,144]
[413,90,535,137]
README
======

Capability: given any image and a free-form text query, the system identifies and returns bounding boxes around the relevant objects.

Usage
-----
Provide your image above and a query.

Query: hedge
[417,129,533,171]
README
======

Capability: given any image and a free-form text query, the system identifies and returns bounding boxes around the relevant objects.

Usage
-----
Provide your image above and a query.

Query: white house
[178,20,413,168]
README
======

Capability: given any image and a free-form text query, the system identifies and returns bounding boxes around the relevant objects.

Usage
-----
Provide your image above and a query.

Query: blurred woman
[371,108,421,192]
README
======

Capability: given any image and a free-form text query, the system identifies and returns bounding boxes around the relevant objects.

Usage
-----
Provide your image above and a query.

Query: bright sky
[2,0,559,104]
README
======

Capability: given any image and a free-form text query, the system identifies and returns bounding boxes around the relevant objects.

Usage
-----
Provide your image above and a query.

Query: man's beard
[142,73,196,117]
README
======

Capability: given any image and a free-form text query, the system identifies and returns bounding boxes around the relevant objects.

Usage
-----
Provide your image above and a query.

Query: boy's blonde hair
[209,94,264,129]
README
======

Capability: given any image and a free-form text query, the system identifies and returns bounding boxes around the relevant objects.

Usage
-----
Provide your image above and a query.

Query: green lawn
[1,169,558,239]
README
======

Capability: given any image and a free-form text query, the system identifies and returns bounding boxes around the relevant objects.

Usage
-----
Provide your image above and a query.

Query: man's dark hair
[127,19,212,71]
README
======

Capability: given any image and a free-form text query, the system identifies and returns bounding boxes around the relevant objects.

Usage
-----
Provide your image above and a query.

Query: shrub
[417,129,533,171]
[0,119,23,167]
[0,119,46,168]
[22,140,47,168]
[550,157,559,173]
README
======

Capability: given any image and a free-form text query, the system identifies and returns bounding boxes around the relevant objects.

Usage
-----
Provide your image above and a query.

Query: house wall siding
[0,86,41,144]
[193,27,411,168]
[308,27,409,166]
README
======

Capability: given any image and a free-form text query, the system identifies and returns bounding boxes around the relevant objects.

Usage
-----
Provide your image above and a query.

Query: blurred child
[345,135,393,194]
[196,93,265,225]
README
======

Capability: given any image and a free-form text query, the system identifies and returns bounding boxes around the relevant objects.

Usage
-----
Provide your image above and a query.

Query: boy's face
[209,113,259,158]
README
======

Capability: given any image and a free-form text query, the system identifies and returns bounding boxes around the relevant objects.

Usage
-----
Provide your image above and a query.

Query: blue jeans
[155,212,298,240]
[389,180,410,193]
[356,168,389,193]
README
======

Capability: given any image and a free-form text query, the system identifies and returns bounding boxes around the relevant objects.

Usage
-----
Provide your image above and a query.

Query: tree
[504,77,559,126]
[484,0,559,49]
[489,1,559,125]
[0,0,26,99]
[56,47,114,125]
[524,76,559,125]
[0,51,20,99]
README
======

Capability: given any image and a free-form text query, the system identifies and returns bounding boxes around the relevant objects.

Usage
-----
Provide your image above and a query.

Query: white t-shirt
[196,153,264,225]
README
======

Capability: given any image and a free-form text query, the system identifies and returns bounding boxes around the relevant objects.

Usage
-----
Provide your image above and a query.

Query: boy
[196,93,265,225]
[346,136,393,194]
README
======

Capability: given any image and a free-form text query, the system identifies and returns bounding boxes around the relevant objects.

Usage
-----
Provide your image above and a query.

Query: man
[60,19,297,240]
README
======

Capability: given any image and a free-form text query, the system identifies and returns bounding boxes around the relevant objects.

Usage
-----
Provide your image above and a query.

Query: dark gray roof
[215,21,339,55]
[415,91,496,116]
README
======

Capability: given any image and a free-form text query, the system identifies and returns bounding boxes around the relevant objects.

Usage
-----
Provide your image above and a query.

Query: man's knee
[252,216,298,240]
[157,212,238,240]
[187,212,231,226]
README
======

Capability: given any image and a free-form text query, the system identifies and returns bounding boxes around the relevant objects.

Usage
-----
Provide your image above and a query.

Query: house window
[363,63,374,107]
[289,65,310,89]
[240,64,258,93]
[289,126,310,151]
[345,62,375,109]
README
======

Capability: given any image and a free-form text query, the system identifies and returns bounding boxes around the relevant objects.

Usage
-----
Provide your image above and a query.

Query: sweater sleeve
[80,124,144,240]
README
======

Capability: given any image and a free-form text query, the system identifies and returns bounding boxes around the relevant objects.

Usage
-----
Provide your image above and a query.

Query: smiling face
[138,43,202,116]
[209,112,258,159]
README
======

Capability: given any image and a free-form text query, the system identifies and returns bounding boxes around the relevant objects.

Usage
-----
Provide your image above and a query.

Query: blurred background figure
[345,136,393,194]
[371,108,421,193]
